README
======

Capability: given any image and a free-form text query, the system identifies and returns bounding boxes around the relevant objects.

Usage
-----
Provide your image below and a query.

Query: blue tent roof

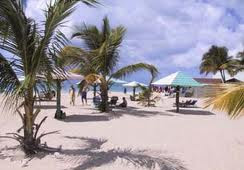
[152,71,203,87]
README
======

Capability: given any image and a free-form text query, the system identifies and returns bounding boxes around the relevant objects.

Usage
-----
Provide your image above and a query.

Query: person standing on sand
[69,85,76,106]
[124,88,127,94]
[81,88,88,105]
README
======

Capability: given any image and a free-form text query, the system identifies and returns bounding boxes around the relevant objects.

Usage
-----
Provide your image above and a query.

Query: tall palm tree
[62,17,158,112]
[200,45,235,83]
[206,50,244,118]
[0,0,98,155]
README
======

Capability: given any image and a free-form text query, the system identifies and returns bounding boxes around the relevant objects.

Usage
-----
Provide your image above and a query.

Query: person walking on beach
[124,88,127,94]
[69,85,76,106]
[81,88,88,105]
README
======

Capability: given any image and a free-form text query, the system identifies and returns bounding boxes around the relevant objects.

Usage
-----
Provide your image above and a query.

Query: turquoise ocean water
[62,80,134,93]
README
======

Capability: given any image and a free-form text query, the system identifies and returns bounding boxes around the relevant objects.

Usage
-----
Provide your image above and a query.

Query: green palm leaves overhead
[0,0,98,154]
[200,45,235,82]
[62,16,158,112]
[206,84,244,118]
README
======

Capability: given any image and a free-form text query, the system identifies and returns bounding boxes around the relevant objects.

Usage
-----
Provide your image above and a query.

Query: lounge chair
[93,96,101,108]
[109,96,118,106]
[36,90,56,101]
[187,100,197,107]
[174,100,197,108]
[130,95,135,101]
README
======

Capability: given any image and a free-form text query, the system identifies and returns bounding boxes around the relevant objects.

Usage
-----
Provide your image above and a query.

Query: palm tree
[0,0,98,155]
[235,51,244,73]
[206,84,244,118]
[200,45,235,83]
[62,17,158,112]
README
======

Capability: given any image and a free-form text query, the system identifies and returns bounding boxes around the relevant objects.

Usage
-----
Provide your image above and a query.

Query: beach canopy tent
[152,71,202,87]
[123,81,147,97]
[76,77,127,85]
[18,72,84,82]
[18,72,83,119]
[152,71,202,112]
[50,72,83,118]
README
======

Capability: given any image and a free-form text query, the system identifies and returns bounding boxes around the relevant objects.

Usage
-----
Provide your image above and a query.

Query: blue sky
[7,0,244,82]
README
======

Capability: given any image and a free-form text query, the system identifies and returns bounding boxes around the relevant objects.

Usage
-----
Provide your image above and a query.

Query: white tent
[123,81,147,87]
[18,72,84,82]
[123,81,147,97]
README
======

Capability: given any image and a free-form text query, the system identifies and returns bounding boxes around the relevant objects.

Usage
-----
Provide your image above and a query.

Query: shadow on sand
[63,106,175,123]
[60,136,188,170]
[115,106,175,118]
[167,109,215,116]
[64,114,111,123]
[34,105,67,110]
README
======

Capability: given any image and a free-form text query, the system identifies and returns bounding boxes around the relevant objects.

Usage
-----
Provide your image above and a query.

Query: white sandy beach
[0,91,244,170]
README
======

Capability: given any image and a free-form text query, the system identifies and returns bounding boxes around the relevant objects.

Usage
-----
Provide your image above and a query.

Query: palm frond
[0,53,20,95]
[110,63,158,80]
[72,24,102,50]
[93,25,126,75]
[200,45,234,82]
[205,84,244,119]
[59,46,90,69]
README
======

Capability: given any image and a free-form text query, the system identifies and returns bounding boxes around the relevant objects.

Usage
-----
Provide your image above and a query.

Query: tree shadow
[114,106,175,118]
[61,136,187,170]
[0,145,46,162]
[166,109,215,116]
[64,114,112,123]
[34,105,67,110]
[0,137,188,170]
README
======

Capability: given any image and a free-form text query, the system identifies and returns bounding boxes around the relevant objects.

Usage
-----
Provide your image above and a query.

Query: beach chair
[109,96,118,106]
[174,100,191,107]
[185,100,197,107]
[130,95,135,101]
[93,96,101,108]
[37,90,55,101]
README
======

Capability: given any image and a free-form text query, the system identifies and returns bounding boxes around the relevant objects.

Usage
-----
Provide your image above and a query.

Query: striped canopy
[152,71,203,87]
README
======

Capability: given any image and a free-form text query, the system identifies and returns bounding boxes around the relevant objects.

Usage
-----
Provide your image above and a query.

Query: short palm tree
[62,16,158,112]
[138,69,159,107]
[0,0,97,154]
[200,45,235,83]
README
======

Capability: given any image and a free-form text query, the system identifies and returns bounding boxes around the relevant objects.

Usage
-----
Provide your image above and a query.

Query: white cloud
[25,0,244,80]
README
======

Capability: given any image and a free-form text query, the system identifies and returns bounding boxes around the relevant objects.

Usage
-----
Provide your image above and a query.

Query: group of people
[152,85,175,94]
[69,85,88,106]
[69,85,127,108]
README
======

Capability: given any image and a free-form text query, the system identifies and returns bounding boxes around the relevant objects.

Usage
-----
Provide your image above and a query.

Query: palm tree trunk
[93,84,97,97]
[147,85,151,107]
[175,86,180,113]
[55,80,62,119]
[220,70,226,83]
[23,88,35,154]
[222,70,226,83]
[100,81,109,112]
[133,87,136,98]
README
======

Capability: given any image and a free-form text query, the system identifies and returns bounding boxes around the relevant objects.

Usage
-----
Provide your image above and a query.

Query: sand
[0,91,244,170]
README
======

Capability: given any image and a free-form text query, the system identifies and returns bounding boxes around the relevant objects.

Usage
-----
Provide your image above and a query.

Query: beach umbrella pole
[133,87,136,98]
[93,84,97,97]
[176,86,180,113]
